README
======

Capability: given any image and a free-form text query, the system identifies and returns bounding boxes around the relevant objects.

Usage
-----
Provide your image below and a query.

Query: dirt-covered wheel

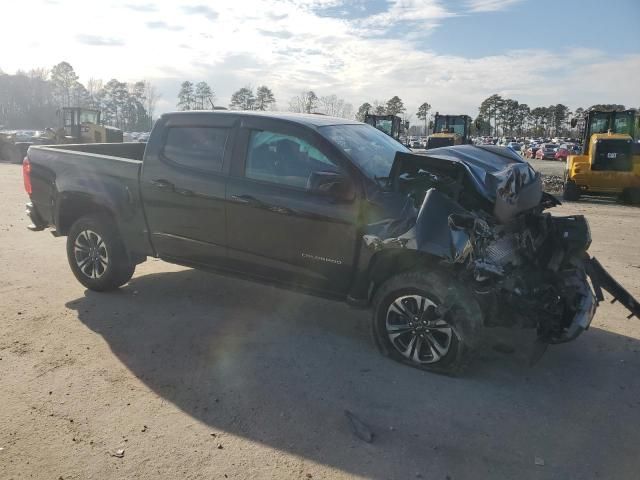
[563,178,581,201]
[66,214,135,291]
[371,270,483,375]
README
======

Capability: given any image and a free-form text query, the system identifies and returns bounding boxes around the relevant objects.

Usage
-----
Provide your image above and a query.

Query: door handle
[150,179,174,190]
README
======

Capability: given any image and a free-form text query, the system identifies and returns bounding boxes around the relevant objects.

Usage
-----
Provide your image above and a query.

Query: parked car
[525,143,540,159]
[535,143,558,160]
[23,111,639,373]
[555,143,577,162]
[506,142,521,154]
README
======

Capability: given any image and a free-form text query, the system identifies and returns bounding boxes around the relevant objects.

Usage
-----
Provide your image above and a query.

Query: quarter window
[245,130,340,188]
[162,127,229,172]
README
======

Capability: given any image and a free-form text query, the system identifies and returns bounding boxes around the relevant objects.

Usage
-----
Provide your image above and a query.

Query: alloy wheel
[73,229,109,279]
[385,294,453,364]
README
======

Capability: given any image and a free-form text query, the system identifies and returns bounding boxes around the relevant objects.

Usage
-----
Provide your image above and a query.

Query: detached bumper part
[551,272,597,344]
[587,257,640,319]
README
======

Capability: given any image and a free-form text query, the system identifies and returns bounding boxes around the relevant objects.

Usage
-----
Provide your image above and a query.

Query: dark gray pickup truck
[23,111,639,373]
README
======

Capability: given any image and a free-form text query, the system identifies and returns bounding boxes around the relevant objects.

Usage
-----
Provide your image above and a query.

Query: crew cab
[23,111,640,373]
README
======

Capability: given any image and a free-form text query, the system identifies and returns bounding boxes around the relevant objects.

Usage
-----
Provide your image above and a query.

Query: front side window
[245,130,340,188]
[162,127,229,172]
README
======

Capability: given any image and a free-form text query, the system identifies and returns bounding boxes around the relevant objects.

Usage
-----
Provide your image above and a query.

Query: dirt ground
[1,162,640,480]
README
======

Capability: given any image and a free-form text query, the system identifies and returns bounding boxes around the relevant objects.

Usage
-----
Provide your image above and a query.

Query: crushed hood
[390,145,544,223]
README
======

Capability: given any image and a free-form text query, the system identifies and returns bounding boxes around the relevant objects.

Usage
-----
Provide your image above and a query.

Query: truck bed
[26,142,151,256]
[37,142,146,161]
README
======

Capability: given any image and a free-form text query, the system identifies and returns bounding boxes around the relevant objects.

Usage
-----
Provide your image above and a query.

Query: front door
[140,116,235,266]
[225,120,361,295]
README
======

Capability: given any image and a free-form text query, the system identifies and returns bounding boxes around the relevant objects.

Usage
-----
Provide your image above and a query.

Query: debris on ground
[111,448,125,458]
[541,174,563,193]
[535,456,545,466]
[344,410,373,443]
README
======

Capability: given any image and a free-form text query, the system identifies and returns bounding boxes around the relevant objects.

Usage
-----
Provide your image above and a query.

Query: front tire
[371,270,482,374]
[66,214,135,291]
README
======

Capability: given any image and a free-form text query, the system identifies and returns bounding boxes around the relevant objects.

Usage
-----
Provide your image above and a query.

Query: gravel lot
[2,162,640,480]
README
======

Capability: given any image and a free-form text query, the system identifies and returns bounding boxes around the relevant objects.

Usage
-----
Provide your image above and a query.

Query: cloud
[257,29,293,39]
[181,4,218,21]
[146,21,184,31]
[75,35,124,46]
[465,0,522,12]
[1,0,637,119]
[124,3,157,12]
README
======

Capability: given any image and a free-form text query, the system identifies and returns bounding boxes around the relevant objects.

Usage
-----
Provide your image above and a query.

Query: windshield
[79,110,99,124]
[319,124,410,179]
[589,111,634,136]
[435,116,467,135]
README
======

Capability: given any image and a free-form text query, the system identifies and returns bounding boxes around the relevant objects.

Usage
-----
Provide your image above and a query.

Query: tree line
[476,94,631,138]
[0,61,159,131]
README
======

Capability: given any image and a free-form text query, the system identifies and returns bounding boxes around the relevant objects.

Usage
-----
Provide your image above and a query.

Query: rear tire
[66,214,135,291]
[563,179,581,201]
[371,270,483,375]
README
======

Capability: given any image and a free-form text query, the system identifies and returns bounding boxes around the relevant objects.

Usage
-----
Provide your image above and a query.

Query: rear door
[140,114,236,266]
[225,117,362,295]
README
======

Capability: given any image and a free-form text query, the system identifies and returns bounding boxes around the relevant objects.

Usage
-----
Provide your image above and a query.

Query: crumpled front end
[364,148,639,346]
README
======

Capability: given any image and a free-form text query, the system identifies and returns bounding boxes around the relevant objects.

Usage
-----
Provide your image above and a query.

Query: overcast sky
[1,0,639,118]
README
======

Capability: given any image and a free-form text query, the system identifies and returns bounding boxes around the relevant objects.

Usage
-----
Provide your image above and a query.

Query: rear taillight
[23,157,32,195]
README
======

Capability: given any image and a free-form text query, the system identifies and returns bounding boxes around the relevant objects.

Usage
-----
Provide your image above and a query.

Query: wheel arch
[365,248,447,304]
[56,192,118,236]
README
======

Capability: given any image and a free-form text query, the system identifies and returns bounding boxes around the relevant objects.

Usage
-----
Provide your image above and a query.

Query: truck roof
[160,110,360,129]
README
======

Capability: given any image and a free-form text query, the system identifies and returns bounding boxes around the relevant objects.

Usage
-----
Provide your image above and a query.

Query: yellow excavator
[563,109,640,203]
[426,113,473,149]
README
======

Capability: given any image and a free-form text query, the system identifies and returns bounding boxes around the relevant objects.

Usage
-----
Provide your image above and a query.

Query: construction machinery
[1,108,122,162]
[563,109,640,203]
[55,107,123,144]
[426,113,472,149]
[364,114,403,142]
[0,130,30,163]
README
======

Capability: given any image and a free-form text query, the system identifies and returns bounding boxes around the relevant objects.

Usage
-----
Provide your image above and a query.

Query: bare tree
[86,78,103,109]
[372,99,386,115]
[319,94,352,118]
[288,91,318,113]
[144,81,160,129]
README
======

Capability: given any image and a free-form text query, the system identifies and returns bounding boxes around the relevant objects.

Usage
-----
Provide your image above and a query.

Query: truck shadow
[67,267,640,479]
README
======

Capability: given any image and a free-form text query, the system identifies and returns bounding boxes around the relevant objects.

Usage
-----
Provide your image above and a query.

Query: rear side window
[162,127,229,172]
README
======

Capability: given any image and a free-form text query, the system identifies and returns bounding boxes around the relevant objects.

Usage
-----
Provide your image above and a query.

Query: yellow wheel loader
[426,113,472,149]
[58,107,123,144]
[563,109,640,203]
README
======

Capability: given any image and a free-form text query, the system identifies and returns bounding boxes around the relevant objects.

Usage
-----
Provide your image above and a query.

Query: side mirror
[307,171,355,202]
[570,118,578,128]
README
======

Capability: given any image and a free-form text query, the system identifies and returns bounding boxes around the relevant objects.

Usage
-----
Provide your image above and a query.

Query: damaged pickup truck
[23,111,640,373]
